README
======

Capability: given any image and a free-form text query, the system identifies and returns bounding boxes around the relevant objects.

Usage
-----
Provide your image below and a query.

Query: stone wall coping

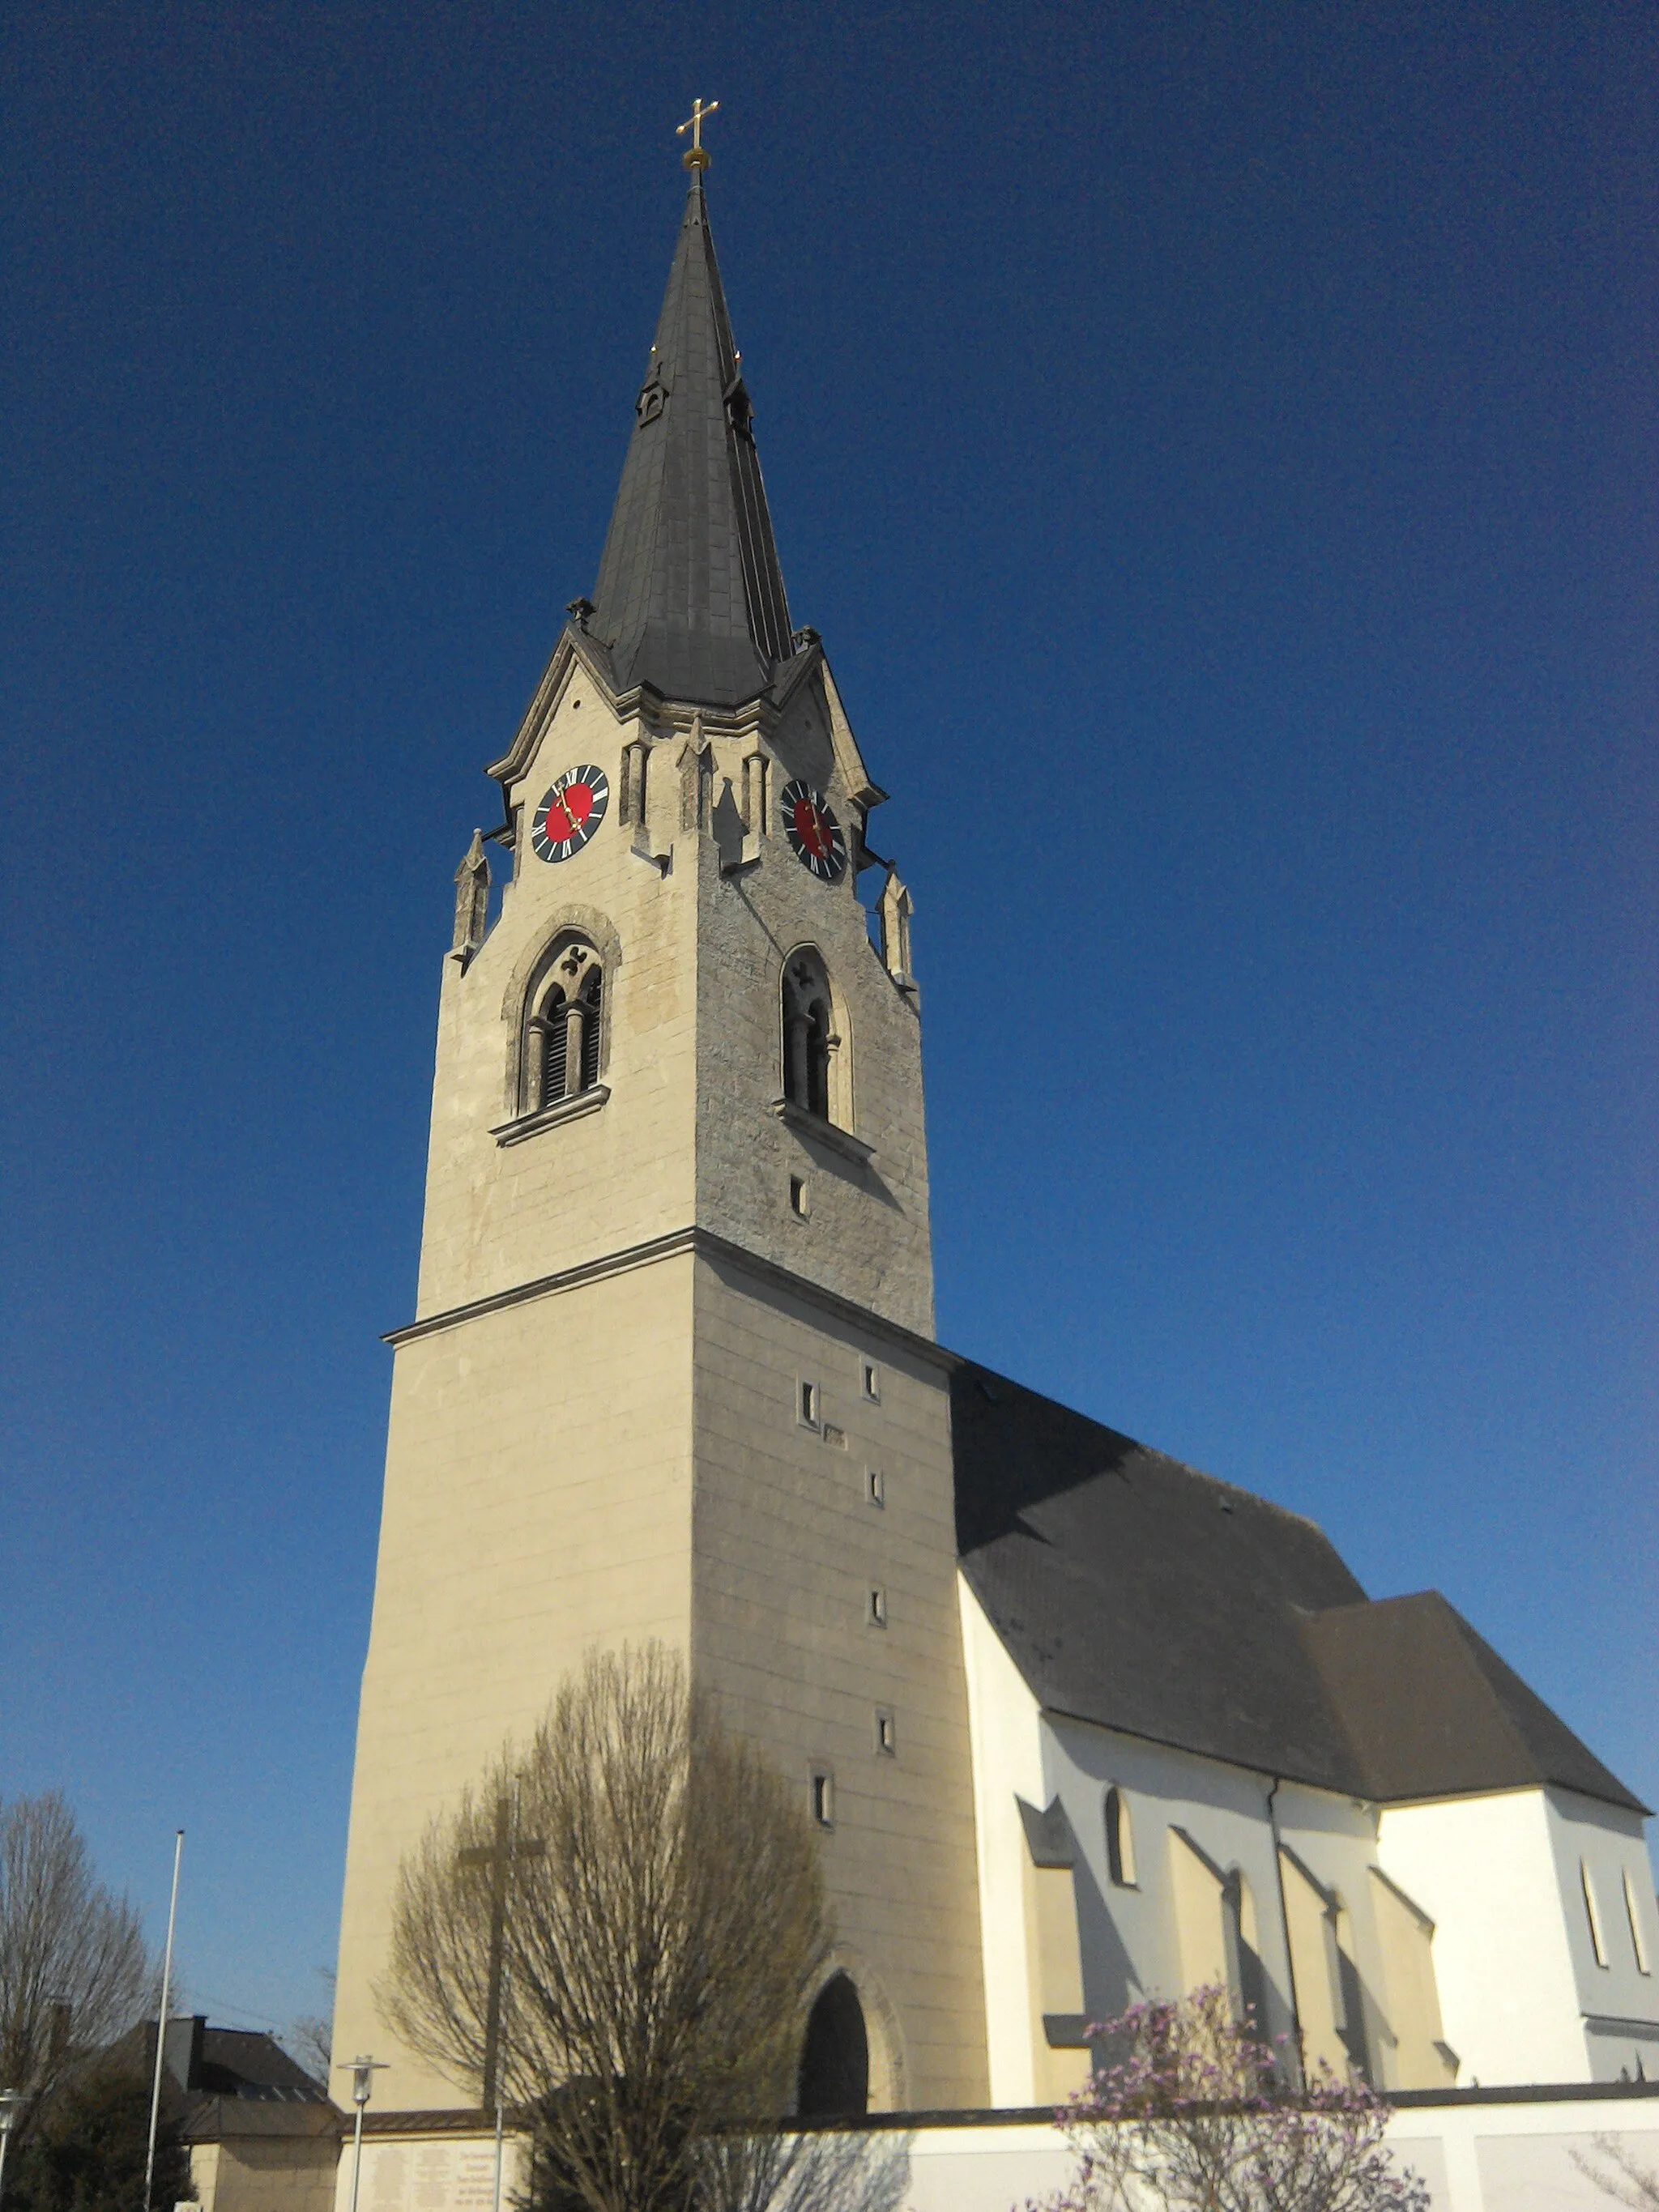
[359,2076,1659,2141]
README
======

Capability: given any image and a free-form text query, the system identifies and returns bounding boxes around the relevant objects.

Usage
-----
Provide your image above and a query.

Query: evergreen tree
[8,2064,194,2212]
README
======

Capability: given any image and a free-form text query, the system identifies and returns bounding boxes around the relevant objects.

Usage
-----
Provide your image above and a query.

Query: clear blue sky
[2,3,1653,2043]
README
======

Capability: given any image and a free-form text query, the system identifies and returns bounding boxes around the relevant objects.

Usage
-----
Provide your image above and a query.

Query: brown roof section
[1302,1592,1648,1814]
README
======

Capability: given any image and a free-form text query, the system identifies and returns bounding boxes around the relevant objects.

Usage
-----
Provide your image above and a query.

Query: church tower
[331,158,989,2112]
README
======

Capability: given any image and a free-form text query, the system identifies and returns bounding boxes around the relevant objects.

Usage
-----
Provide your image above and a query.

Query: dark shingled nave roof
[951,1362,1646,1814]
[1301,1591,1644,1811]
[586,174,796,710]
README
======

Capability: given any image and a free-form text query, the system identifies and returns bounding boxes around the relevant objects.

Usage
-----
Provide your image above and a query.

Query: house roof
[951,1361,1645,1814]
[586,173,799,710]
[187,2025,329,2100]
[113,2018,343,2142]
[177,2023,340,2141]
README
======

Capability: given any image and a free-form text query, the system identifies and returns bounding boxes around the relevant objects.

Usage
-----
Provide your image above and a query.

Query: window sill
[492,1086,610,1147]
[770,1097,875,1166]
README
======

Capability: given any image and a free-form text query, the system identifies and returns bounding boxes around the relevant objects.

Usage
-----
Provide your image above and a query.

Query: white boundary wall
[339,2089,1659,2212]
[898,2094,1659,2211]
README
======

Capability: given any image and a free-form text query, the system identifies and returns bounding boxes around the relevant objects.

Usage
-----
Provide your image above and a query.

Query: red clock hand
[552,780,588,839]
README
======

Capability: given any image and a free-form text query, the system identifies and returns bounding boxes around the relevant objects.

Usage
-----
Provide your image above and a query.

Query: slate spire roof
[587,174,795,709]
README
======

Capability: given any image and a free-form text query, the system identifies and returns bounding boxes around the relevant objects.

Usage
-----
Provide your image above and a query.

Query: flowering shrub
[1029,1986,1430,2212]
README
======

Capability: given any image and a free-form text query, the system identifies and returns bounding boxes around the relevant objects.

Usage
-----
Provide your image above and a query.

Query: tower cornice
[383,1224,950,1366]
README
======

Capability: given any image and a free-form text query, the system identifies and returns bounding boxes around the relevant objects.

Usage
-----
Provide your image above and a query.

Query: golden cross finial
[676,96,719,171]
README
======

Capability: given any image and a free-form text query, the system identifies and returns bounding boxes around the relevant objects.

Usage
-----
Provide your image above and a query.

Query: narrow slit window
[799,1380,820,1430]
[782,948,837,1123]
[862,1361,881,1402]
[866,1468,885,1507]
[789,1175,808,1218]
[868,1586,887,1628]
[1626,1869,1652,1975]
[811,1770,834,1828]
[875,1709,897,1756]
[1583,1860,1610,1967]
[1105,1785,1137,1887]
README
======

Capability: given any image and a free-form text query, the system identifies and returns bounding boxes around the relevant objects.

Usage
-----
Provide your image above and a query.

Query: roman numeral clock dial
[781,780,847,883]
[530,765,609,862]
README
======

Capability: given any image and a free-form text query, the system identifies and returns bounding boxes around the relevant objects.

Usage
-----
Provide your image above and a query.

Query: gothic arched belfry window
[526,936,603,1110]
[782,949,835,1122]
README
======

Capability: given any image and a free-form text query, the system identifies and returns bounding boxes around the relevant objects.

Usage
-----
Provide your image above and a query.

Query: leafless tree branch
[0,1793,156,2130]
[1572,2134,1659,2211]
[378,1643,833,2212]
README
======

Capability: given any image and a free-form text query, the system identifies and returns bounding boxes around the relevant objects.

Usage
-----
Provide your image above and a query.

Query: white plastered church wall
[956,1583,1486,2103]
[1379,1786,1659,2086]
[958,1577,1051,2106]
[1537,1790,1659,2082]
[1377,1788,1598,2085]
[1038,1723,1305,2052]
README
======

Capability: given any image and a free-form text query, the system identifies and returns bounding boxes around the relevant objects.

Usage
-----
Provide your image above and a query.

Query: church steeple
[586,173,795,710]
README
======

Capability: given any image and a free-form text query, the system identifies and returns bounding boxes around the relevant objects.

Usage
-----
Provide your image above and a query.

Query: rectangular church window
[1105,1786,1137,1886]
[1583,1860,1610,1967]
[875,1709,897,1756]
[861,1361,881,1401]
[1626,1869,1651,1975]
[811,1769,834,1828]
[799,1379,820,1430]
[789,1175,808,1218]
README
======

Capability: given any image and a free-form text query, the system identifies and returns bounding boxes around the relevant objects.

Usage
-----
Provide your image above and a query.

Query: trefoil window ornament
[526,937,603,1110]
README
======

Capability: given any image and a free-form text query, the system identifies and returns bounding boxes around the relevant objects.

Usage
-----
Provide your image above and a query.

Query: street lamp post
[0,2088,20,2211]
[337,2056,388,2212]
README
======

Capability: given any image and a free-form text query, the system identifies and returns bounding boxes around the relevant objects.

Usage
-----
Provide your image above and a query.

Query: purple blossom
[1026,1986,1431,2212]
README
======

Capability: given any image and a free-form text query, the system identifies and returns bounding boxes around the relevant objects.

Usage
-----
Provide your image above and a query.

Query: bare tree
[284,1966,335,2089]
[693,2123,912,2212]
[1572,2135,1659,2210]
[380,1643,833,2212]
[0,1795,154,2126]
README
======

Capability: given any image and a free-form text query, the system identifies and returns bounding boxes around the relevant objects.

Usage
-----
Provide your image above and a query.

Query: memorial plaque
[350,2135,511,2212]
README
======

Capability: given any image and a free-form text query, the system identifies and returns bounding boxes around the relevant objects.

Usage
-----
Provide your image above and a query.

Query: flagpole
[143,1831,184,2212]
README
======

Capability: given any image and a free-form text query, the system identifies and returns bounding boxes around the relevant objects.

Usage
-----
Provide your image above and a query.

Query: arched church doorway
[796,1971,869,2117]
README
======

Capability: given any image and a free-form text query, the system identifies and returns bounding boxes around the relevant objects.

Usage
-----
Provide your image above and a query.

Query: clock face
[782,780,847,883]
[530,765,609,863]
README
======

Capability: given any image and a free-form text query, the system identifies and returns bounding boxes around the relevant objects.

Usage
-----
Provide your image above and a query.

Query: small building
[142,2016,342,2212]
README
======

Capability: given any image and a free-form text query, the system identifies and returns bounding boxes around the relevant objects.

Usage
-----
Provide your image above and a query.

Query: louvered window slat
[541,991,569,1104]
[581,971,602,1092]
